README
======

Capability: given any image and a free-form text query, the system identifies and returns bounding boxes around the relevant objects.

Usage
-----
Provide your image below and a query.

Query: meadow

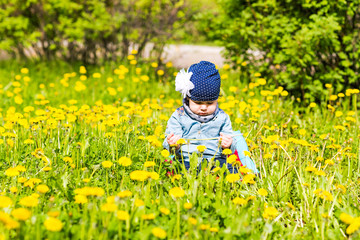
[0,56,359,240]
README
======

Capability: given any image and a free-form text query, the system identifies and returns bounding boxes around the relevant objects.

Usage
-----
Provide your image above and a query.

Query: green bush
[198,0,360,101]
[0,0,195,64]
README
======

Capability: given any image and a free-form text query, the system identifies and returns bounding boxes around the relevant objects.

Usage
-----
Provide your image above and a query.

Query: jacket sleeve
[162,111,183,151]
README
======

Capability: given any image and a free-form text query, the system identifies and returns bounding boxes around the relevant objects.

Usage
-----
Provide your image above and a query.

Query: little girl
[163,61,237,172]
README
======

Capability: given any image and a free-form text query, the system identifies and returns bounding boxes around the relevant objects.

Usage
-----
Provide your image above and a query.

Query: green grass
[0,59,359,239]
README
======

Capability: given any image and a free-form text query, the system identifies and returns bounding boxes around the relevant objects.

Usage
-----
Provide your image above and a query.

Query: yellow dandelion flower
[83,178,90,183]
[15,165,26,172]
[257,188,268,197]
[117,190,132,198]
[184,202,193,209]
[130,170,150,181]
[325,84,332,88]
[189,217,197,225]
[101,203,117,212]
[329,95,338,101]
[5,168,20,177]
[232,197,247,205]
[197,145,206,153]
[0,196,13,208]
[118,157,132,167]
[309,102,316,108]
[263,207,279,220]
[63,157,73,163]
[176,138,186,145]
[44,217,63,232]
[314,170,326,176]
[21,68,29,74]
[79,66,86,74]
[340,213,354,224]
[305,165,317,172]
[160,207,170,215]
[157,70,164,76]
[47,211,60,218]
[335,184,346,193]
[346,222,360,235]
[243,150,251,157]
[239,166,251,174]
[134,199,145,207]
[144,161,156,168]
[74,195,88,204]
[102,161,113,168]
[152,227,167,239]
[223,64,230,70]
[149,172,159,180]
[227,154,237,165]
[142,213,155,220]
[225,174,240,183]
[9,187,17,193]
[17,177,27,183]
[212,167,221,173]
[74,187,105,197]
[199,224,210,230]
[335,111,343,117]
[116,210,130,221]
[242,173,256,184]
[36,184,49,193]
[161,149,170,158]
[286,202,295,210]
[298,129,306,136]
[92,73,101,78]
[222,149,232,155]
[11,208,31,221]
[0,212,19,229]
[169,187,185,198]
[19,196,38,207]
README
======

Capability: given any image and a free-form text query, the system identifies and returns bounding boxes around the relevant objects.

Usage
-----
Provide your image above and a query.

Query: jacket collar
[183,98,219,123]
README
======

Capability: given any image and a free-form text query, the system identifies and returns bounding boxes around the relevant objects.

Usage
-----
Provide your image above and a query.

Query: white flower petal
[175,68,194,98]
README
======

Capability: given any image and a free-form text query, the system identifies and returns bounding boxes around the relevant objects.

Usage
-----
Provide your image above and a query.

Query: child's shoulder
[218,108,225,114]
[217,108,228,117]
[175,106,185,116]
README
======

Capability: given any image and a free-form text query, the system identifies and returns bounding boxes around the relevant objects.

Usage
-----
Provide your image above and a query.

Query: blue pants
[178,159,238,174]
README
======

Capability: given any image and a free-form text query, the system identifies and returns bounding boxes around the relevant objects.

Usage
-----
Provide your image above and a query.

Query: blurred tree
[198,0,360,101]
[0,0,195,64]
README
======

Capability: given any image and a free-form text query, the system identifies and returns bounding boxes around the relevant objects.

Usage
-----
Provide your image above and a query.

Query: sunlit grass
[0,58,359,239]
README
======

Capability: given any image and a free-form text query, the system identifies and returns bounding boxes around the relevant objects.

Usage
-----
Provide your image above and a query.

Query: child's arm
[219,114,236,152]
[220,132,233,149]
[163,112,183,151]
[166,133,181,149]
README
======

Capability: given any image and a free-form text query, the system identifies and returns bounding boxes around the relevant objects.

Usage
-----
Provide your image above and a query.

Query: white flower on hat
[175,68,194,98]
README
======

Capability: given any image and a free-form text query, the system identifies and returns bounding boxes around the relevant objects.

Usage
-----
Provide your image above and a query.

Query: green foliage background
[1,0,360,101]
[0,0,199,64]
[197,0,360,101]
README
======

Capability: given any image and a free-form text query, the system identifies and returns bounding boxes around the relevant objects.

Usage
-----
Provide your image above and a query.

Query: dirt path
[162,44,226,68]
[0,43,227,68]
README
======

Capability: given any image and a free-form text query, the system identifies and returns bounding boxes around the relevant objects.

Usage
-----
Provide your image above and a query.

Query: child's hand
[220,132,233,149]
[167,133,181,149]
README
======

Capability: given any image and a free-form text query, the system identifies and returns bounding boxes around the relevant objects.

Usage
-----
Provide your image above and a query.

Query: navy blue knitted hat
[188,61,221,101]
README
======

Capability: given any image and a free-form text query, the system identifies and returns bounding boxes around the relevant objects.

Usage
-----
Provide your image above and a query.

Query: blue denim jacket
[163,106,236,164]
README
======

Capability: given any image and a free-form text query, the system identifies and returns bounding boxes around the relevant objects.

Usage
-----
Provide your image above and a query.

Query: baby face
[189,99,218,116]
